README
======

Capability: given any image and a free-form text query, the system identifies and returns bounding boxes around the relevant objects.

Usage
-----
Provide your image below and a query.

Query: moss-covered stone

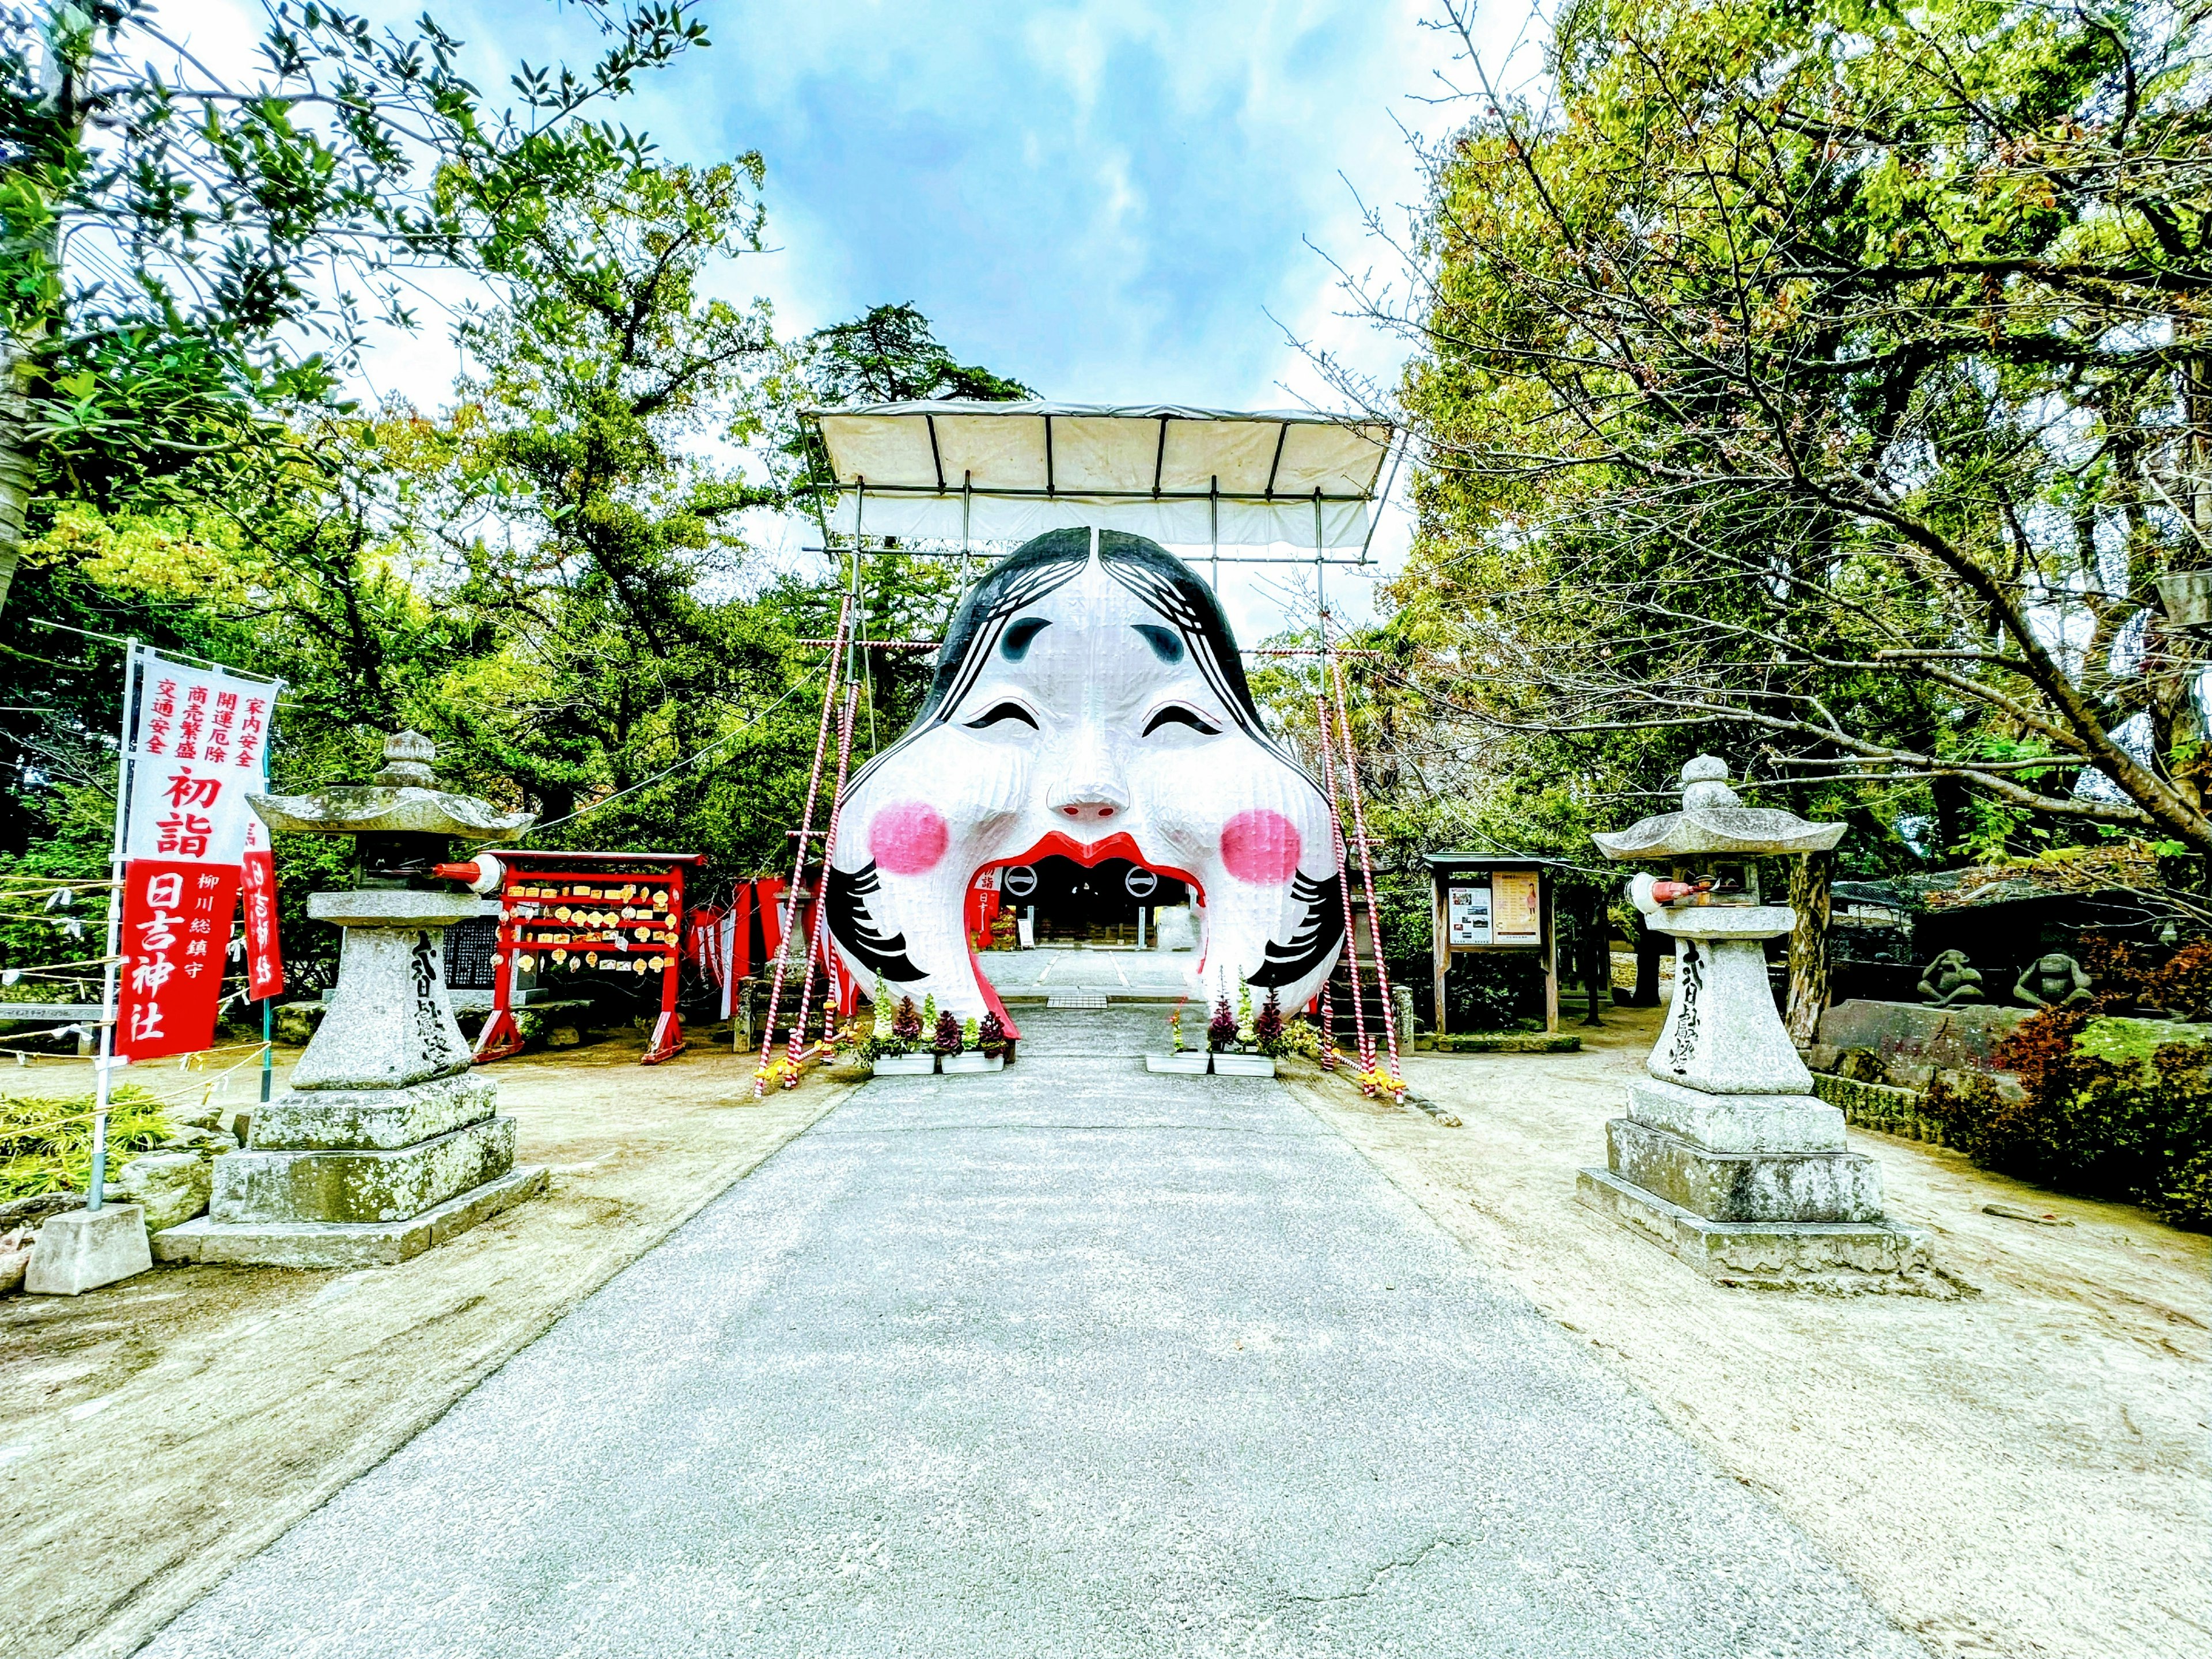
[210,1116,515,1225]
[2076,1016,2212,1074]
[1431,1032,1583,1054]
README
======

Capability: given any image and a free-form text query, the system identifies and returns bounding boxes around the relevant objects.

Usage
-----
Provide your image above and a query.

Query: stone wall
[1810,1073,1950,1146]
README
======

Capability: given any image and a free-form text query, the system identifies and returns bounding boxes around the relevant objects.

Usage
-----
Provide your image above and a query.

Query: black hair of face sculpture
[825,529,1346,1030]
[876,528,1277,767]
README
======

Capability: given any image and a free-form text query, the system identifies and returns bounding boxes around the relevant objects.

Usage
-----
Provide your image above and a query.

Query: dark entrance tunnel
[1002,855,1188,948]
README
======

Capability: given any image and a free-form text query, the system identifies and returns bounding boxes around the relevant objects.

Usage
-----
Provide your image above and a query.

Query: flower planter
[938,1052,1004,1074]
[1145,1051,1211,1075]
[871,1054,935,1077]
[1210,1052,1277,1078]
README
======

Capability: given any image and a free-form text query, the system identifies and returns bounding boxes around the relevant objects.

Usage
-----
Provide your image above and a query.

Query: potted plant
[1146,1002,1210,1073]
[869,992,935,1075]
[941,1009,1002,1074]
[976,1010,1012,1063]
[1212,978,1275,1076]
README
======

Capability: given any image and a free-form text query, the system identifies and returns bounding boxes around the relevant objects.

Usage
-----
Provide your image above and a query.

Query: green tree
[802,302,1036,407]
[1338,0,2212,856]
[0,0,711,612]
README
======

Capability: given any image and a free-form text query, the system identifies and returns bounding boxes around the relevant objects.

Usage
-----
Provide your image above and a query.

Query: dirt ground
[0,1032,851,1659]
[1284,1006,2210,1659]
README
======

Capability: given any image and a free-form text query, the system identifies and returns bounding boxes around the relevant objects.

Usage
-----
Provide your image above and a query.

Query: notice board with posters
[1425,856,1559,1035]
[1446,881,1492,946]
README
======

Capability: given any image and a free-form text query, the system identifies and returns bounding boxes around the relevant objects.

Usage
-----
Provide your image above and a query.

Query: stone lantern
[1578,757,1931,1286]
[157,733,547,1267]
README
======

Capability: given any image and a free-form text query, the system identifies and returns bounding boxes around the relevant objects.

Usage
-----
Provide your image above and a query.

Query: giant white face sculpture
[826,528,1345,1031]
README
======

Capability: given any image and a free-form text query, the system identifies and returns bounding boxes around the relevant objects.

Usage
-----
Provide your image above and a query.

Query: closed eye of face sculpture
[826,528,1345,1031]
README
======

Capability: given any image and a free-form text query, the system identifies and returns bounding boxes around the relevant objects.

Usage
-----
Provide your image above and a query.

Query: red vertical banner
[116,859,242,1061]
[112,649,282,1063]
[240,816,285,1001]
[755,877,787,964]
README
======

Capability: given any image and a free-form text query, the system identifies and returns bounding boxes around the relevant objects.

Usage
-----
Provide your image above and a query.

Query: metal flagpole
[1313,490,1325,650]
[1313,686,1368,1080]
[259,719,276,1105]
[855,482,877,752]
[91,642,143,1210]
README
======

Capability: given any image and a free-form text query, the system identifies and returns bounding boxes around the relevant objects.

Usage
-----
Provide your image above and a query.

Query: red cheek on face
[1220,809,1301,885]
[870,801,949,876]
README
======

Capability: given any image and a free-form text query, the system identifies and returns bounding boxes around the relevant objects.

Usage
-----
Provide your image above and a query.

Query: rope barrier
[789,638,1383,658]
[3,957,124,978]
[0,1105,106,1135]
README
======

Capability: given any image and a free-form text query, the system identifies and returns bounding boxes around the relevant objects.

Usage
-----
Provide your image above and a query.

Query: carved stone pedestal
[158,890,544,1268]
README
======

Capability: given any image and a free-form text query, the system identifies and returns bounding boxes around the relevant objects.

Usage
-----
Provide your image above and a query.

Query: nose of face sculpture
[1048,774,1128,824]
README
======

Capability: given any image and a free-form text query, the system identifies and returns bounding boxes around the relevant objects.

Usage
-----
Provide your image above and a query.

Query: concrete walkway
[979,945,1195,998]
[142,1014,1919,1658]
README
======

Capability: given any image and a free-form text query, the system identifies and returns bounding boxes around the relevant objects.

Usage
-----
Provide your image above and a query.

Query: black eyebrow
[1001,616,1052,660]
[1132,624,1183,664]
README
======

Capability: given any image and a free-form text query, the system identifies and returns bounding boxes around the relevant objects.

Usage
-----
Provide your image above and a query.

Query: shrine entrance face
[825,529,1347,1026]
[1005,855,1190,948]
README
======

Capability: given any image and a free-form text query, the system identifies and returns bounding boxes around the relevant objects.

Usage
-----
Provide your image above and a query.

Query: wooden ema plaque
[473,851,706,1065]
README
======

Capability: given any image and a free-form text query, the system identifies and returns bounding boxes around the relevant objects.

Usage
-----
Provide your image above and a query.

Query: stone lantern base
[157,889,546,1269]
[1575,1167,1929,1284]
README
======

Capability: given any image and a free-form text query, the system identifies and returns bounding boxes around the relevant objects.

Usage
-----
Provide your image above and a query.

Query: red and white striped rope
[1314,691,1371,1080]
[1330,654,1404,1096]
[756,594,852,1097]
[786,683,859,1085]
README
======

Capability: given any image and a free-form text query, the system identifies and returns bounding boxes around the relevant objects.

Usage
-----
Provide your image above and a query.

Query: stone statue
[2013,952,2093,1009]
[1916,949,1987,1006]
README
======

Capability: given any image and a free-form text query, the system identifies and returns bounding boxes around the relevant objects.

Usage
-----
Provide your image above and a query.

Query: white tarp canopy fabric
[806,402,1393,549]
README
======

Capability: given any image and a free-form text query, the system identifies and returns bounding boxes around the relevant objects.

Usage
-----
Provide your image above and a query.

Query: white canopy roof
[805,402,1394,550]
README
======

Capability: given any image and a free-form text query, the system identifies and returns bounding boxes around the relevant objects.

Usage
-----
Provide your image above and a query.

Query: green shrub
[1925,1008,2212,1230]
[1,1086,171,1202]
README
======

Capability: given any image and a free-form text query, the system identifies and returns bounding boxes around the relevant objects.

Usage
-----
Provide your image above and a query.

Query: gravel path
[141,1014,1922,1658]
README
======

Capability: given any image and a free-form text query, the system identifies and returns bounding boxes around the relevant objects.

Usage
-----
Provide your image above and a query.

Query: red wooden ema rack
[472,851,708,1066]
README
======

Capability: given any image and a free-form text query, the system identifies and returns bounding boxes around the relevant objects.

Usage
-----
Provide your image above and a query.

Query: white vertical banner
[123,649,279,863]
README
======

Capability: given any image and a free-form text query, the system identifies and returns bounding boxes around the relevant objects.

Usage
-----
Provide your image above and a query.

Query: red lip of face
[982,830,1204,895]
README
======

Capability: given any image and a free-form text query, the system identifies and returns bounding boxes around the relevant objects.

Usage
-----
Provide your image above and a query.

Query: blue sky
[157,0,1537,627]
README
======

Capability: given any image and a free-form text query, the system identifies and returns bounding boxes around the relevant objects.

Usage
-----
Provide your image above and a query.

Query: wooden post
[1432,871,1449,1037]
[1540,870,1559,1033]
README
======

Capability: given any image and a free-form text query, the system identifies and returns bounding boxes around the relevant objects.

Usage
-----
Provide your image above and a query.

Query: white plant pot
[1211,1052,1277,1078]
[1145,1051,1211,1075]
[938,1052,1004,1074]
[872,1054,936,1076]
